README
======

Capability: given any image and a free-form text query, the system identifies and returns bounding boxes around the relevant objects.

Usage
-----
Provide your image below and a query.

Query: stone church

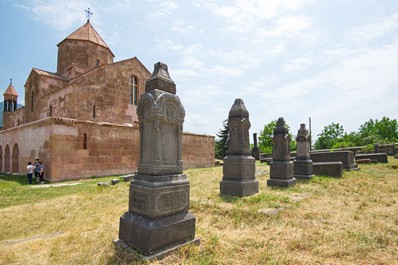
[0,21,214,181]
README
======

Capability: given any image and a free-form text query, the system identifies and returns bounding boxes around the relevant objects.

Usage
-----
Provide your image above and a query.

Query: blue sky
[1,0,397,141]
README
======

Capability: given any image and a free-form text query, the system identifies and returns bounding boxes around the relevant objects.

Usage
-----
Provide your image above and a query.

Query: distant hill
[0,102,24,127]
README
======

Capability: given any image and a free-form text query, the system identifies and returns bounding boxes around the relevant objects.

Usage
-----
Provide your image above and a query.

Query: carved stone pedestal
[268,161,296,187]
[116,62,198,259]
[220,99,259,197]
[267,117,296,188]
[220,155,258,197]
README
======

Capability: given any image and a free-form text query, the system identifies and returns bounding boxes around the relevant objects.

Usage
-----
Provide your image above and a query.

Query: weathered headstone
[252,133,260,160]
[293,123,314,179]
[220,99,259,197]
[116,62,198,258]
[267,117,296,187]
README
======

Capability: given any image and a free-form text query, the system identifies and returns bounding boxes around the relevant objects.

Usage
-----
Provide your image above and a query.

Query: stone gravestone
[267,117,296,187]
[293,123,314,179]
[220,99,259,197]
[116,62,198,259]
[252,133,260,160]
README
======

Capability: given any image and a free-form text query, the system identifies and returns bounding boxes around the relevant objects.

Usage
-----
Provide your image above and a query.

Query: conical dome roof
[3,81,18,97]
[58,21,114,56]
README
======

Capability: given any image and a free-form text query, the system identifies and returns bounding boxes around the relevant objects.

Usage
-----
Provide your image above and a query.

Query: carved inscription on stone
[130,190,147,212]
[156,189,187,215]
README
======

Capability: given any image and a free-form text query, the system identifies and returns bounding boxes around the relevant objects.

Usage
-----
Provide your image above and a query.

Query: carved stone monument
[252,133,260,160]
[116,62,198,258]
[267,117,296,187]
[293,123,314,179]
[220,99,259,197]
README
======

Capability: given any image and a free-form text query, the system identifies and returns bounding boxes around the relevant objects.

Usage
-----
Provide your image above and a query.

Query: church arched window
[130,76,138,105]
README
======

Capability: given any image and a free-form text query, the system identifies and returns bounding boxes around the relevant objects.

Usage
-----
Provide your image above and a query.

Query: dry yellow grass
[1,158,397,264]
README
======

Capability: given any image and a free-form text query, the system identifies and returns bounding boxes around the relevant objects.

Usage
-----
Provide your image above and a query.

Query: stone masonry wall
[0,118,215,181]
[182,132,215,169]
[50,118,140,181]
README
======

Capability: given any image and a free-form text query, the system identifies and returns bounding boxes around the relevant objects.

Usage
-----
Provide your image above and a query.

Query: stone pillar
[267,117,296,187]
[220,99,259,197]
[293,123,314,179]
[116,62,198,258]
[252,133,260,160]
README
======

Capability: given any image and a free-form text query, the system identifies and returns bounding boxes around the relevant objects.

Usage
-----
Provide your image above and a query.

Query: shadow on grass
[108,245,148,265]
[0,173,28,185]
[219,194,240,203]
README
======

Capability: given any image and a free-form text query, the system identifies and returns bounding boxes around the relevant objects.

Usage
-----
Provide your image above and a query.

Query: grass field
[0,158,397,264]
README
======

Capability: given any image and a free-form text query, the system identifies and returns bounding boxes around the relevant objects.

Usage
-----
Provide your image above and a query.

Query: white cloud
[19,0,90,31]
[172,20,196,35]
[283,57,313,73]
[265,15,312,37]
[149,1,179,18]
[349,12,398,43]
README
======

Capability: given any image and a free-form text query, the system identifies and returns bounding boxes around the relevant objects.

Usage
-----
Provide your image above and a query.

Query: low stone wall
[310,150,358,170]
[0,118,215,181]
[182,132,215,169]
[355,153,388,163]
[313,162,343,177]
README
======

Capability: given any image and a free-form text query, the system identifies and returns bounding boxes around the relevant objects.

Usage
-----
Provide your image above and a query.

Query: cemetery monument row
[116,62,198,258]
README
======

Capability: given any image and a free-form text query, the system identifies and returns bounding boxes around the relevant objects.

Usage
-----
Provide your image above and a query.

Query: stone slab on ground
[355,153,388,163]
[29,183,81,189]
[313,162,343,177]
[1,231,64,246]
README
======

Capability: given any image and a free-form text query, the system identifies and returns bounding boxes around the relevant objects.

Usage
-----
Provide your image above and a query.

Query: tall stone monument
[252,133,260,160]
[293,123,314,179]
[220,99,259,197]
[116,62,198,258]
[267,117,296,187]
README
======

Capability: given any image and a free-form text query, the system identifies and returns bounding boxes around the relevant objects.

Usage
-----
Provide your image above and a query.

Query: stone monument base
[114,237,200,261]
[293,160,314,180]
[267,177,296,187]
[220,179,259,197]
[268,161,296,187]
[117,211,197,257]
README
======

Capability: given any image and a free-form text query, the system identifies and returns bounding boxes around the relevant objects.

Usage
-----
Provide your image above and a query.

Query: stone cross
[252,132,260,160]
[220,98,259,197]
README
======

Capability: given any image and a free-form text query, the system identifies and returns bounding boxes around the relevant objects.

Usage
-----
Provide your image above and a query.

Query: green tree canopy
[258,120,296,154]
[314,122,345,150]
[358,117,398,145]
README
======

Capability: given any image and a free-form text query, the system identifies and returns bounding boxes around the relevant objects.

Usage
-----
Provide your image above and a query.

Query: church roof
[58,21,114,56]
[32,68,66,80]
[3,81,18,96]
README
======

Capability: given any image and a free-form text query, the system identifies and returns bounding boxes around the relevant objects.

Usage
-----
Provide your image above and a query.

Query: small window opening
[130,76,138,105]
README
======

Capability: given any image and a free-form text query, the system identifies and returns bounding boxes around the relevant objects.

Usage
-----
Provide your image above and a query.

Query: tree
[314,123,344,150]
[358,117,398,145]
[258,120,277,154]
[215,120,229,159]
[258,120,296,154]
